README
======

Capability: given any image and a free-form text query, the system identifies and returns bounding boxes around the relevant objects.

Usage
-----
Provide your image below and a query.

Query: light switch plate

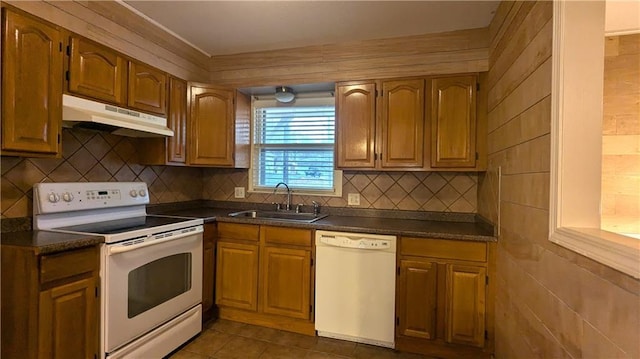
[234,187,245,199]
[347,193,360,206]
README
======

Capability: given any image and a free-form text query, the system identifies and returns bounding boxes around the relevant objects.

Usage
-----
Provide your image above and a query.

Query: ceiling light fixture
[274,86,295,103]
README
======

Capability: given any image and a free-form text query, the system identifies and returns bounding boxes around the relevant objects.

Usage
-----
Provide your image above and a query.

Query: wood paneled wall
[5,1,490,89]
[210,28,489,87]
[4,0,210,81]
[602,34,640,235]
[481,2,640,358]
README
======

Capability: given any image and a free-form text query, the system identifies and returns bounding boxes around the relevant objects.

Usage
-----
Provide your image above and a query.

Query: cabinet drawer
[40,246,99,285]
[218,222,259,241]
[262,226,312,247]
[400,237,486,262]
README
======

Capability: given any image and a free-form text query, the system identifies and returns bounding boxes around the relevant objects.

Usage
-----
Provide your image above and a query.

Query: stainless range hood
[62,94,174,137]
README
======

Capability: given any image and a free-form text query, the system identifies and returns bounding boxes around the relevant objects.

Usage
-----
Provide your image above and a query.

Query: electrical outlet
[347,193,360,206]
[234,187,245,199]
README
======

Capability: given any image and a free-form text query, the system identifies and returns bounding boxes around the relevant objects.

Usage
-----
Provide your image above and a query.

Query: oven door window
[128,253,192,318]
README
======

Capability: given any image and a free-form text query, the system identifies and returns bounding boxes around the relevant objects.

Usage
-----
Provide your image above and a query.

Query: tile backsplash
[203,168,478,213]
[1,128,203,218]
[2,128,478,219]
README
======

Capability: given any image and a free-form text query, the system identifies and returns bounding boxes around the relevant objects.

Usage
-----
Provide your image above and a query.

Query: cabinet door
[189,85,234,166]
[136,76,187,165]
[215,241,259,311]
[38,277,98,359]
[202,223,216,320]
[397,259,437,340]
[260,246,311,320]
[128,61,167,115]
[380,79,425,168]
[167,77,188,163]
[1,9,62,155]
[430,76,477,168]
[445,264,485,347]
[336,82,377,168]
[68,36,126,105]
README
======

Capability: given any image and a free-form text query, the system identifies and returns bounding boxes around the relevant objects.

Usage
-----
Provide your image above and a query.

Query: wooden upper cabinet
[136,76,187,166]
[167,77,187,163]
[336,79,426,170]
[128,61,167,115]
[188,84,235,166]
[68,36,169,116]
[1,8,62,156]
[336,82,376,168]
[380,79,426,169]
[430,76,477,168]
[68,36,126,105]
[445,264,486,348]
[397,259,438,340]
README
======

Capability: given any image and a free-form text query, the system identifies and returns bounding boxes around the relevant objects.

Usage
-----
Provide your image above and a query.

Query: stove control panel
[34,182,149,214]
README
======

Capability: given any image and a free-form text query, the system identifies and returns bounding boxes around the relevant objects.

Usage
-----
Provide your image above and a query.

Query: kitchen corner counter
[312,215,495,242]
[0,230,104,254]
[150,203,496,242]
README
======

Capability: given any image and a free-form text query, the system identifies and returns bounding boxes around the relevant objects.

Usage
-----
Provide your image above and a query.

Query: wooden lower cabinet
[1,244,100,359]
[202,223,217,322]
[215,223,314,335]
[445,264,486,347]
[260,246,311,320]
[397,259,437,340]
[215,241,259,311]
[396,237,491,359]
[38,277,98,359]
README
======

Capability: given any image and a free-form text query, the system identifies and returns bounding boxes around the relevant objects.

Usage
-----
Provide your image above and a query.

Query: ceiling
[122,1,500,57]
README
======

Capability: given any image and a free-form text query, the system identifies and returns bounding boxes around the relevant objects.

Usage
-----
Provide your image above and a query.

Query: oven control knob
[48,193,60,203]
[62,192,74,202]
[129,190,138,198]
[138,189,147,197]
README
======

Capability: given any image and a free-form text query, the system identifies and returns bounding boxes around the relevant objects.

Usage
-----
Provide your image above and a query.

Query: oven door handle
[107,226,203,255]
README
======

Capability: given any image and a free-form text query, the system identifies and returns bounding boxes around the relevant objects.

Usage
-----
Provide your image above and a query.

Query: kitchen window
[550,1,639,279]
[249,95,341,196]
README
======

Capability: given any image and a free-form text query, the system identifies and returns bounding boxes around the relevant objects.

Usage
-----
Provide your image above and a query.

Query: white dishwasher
[315,230,397,348]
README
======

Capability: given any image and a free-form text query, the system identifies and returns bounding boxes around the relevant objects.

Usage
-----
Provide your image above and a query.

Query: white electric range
[33,182,204,359]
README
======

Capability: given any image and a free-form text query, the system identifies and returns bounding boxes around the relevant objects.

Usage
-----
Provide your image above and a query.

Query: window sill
[549,227,640,278]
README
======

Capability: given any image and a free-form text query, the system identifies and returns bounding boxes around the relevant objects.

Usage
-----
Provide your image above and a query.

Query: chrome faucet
[273,182,291,211]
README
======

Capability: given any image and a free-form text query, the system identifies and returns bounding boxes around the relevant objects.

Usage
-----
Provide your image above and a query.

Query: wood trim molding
[550,228,640,279]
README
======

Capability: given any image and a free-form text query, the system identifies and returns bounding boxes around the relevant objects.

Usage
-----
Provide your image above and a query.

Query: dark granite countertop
[150,202,496,242]
[1,230,104,255]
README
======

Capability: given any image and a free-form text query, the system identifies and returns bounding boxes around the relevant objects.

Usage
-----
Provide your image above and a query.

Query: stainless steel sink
[228,210,328,223]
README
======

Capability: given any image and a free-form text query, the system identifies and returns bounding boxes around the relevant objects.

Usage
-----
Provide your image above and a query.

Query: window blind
[252,97,336,192]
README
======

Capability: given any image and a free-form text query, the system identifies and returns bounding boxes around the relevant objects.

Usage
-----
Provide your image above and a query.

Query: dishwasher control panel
[316,230,396,251]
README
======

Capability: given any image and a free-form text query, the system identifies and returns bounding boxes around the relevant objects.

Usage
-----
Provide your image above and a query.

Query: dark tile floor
[169,319,437,359]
